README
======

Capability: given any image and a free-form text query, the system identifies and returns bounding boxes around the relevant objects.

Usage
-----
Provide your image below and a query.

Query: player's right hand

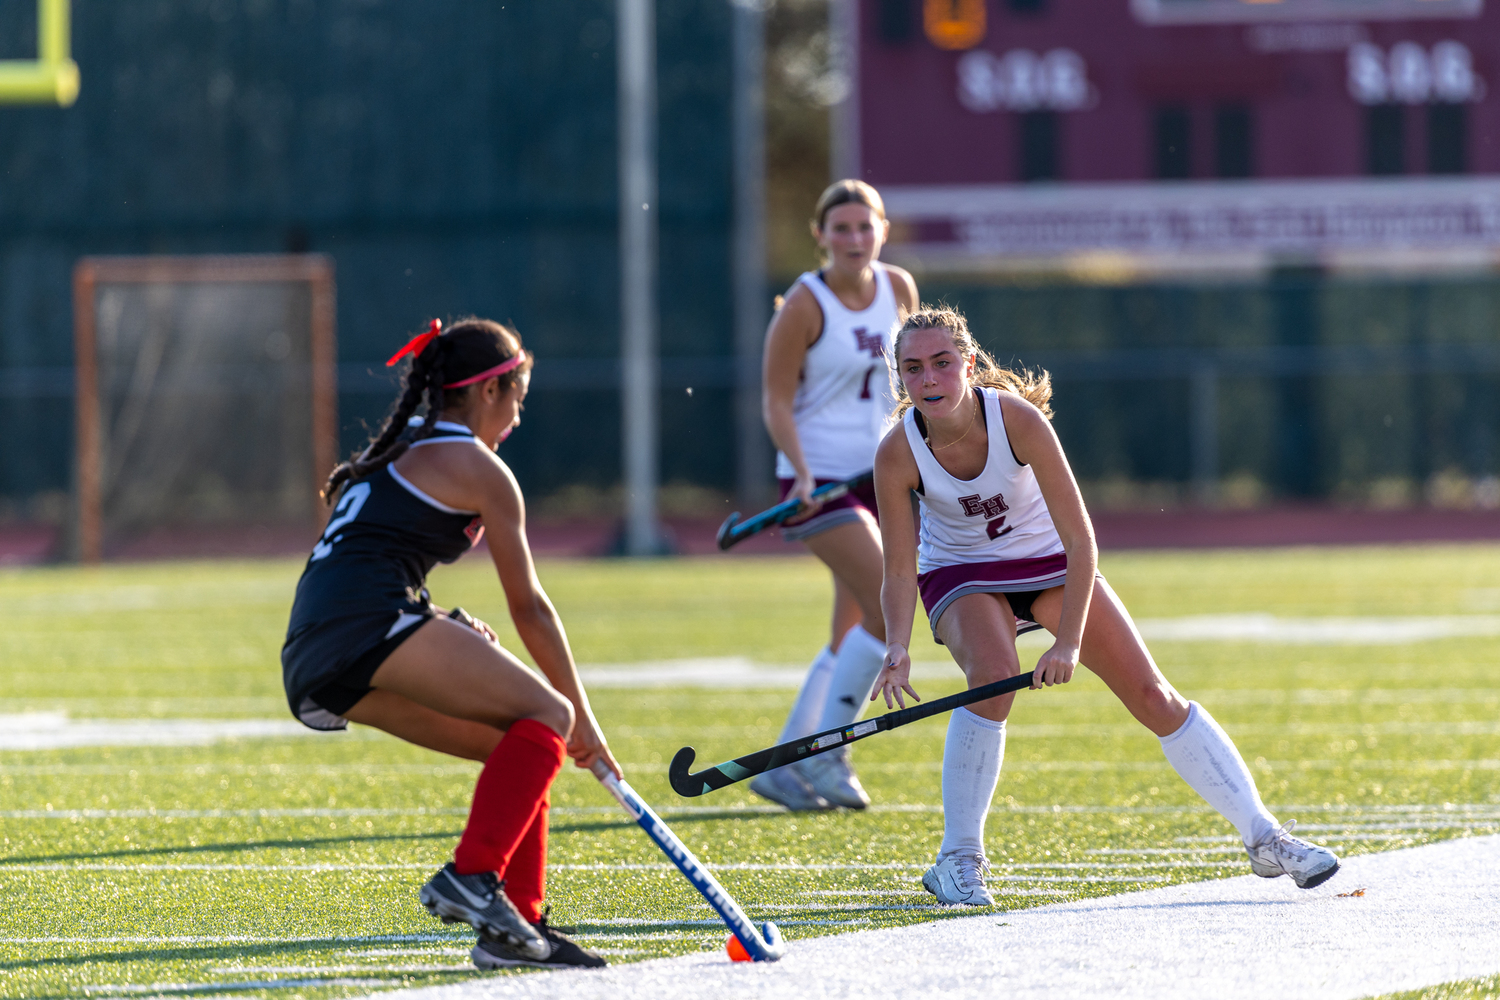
[568,709,622,779]
[875,642,921,709]
[783,469,825,525]
[1032,641,1078,688]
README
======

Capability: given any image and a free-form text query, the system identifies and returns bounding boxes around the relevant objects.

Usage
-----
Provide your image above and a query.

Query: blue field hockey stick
[715,471,874,550]
[590,760,787,962]
[670,670,1037,797]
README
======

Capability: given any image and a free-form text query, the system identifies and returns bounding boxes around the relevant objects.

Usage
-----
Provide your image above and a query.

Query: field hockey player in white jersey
[751,180,919,811]
[872,306,1340,905]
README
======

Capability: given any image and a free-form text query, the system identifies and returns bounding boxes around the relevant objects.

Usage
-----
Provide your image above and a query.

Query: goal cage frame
[72,254,338,564]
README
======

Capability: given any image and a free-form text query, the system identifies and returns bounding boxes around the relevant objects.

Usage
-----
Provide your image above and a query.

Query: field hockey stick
[670,669,1036,797]
[715,471,874,550]
[590,759,788,962]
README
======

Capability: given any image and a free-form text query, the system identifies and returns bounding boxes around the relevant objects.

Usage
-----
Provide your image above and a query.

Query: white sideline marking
[385,835,1500,1000]
[1135,612,1500,645]
[0,715,315,751]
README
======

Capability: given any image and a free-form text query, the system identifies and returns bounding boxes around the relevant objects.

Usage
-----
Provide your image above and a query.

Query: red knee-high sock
[452,718,565,879]
[501,795,549,923]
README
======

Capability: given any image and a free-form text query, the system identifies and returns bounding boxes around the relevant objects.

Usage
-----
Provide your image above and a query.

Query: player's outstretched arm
[874,425,922,709]
[1002,394,1098,688]
[470,451,621,777]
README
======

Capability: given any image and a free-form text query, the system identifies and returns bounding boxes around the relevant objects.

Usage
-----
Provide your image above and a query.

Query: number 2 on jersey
[310,481,371,561]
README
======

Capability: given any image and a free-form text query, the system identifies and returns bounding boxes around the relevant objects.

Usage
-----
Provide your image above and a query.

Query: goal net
[73,256,337,561]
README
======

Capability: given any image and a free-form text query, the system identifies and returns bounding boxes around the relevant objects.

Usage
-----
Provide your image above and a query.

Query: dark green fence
[0,0,734,520]
[924,271,1500,506]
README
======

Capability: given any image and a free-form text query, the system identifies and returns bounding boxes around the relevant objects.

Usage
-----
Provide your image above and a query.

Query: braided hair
[323,317,532,503]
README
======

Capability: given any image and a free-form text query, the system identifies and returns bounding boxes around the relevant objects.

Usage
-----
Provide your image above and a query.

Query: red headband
[443,353,526,389]
[385,319,442,367]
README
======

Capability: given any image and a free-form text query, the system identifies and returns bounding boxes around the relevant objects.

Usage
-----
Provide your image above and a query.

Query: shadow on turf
[550,810,784,835]
[0,830,460,865]
[1,812,766,869]
[0,937,482,975]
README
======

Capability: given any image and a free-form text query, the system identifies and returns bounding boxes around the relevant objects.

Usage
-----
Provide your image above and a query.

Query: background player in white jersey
[872,306,1340,904]
[751,180,918,810]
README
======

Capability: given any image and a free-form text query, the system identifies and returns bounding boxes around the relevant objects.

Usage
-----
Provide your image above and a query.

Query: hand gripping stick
[716,471,874,550]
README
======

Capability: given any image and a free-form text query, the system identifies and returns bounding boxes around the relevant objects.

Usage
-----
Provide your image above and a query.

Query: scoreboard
[847,0,1500,268]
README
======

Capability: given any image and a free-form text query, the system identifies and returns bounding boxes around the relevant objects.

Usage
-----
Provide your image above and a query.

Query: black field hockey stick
[670,669,1036,797]
[590,760,787,961]
[715,471,874,550]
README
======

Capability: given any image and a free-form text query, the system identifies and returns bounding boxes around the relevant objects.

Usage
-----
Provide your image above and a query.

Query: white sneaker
[749,765,834,811]
[922,851,995,906]
[1246,819,1340,888]
[797,748,871,809]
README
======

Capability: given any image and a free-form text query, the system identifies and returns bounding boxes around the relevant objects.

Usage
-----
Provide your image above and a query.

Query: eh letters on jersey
[958,492,1014,540]
[853,327,885,358]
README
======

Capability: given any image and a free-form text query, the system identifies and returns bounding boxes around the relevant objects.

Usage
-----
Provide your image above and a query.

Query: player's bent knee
[1134,682,1187,732]
[530,690,574,740]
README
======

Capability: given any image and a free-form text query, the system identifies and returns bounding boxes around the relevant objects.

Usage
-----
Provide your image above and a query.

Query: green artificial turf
[1373,976,1500,1000]
[1,545,1498,998]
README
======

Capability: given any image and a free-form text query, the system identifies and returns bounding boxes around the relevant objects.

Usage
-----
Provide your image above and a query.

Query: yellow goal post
[0,0,78,106]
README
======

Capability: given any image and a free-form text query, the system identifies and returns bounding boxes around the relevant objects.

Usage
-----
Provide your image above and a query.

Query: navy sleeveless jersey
[282,421,485,713]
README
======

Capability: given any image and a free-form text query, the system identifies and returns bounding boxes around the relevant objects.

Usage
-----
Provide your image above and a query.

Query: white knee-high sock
[777,646,836,743]
[814,625,886,731]
[1159,701,1278,846]
[937,707,1006,860]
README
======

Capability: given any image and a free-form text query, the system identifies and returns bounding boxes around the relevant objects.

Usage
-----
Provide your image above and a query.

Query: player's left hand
[1032,642,1078,688]
[875,642,922,709]
[446,606,498,643]
[568,710,622,778]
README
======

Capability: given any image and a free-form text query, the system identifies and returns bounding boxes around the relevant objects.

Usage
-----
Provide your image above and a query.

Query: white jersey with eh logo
[775,263,901,481]
[902,387,1063,572]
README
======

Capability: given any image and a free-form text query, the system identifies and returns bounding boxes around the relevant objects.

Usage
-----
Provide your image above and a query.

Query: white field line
[208,965,473,974]
[82,979,400,994]
[0,934,458,944]
[0,861,1248,874]
[346,948,472,957]
[386,834,1500,1000]
[573,616,1500,690]
[9,685,1494,719]
[6,802,1498,821]
[6,758,1500,778]
[4,714,1497,753]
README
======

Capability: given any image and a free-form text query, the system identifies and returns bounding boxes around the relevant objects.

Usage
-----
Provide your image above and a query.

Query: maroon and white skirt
[917,552,1070,641]
[777,475,878,542]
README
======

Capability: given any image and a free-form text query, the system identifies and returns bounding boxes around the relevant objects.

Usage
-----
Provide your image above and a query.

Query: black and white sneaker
[472,913,608,971]
[1246,820,1341,889]
[922,850,995,906]
[419,863,548,960]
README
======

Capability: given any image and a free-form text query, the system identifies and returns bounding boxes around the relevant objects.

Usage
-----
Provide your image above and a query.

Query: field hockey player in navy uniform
[753,179,919,811]
[872,307,1340,905]
[282,318,617,970]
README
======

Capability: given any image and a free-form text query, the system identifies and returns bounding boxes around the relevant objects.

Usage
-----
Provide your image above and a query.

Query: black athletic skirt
[282,594,435,731]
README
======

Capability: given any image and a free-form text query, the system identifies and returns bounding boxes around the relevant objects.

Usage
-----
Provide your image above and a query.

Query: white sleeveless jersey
[903,387,1064,572]
[775,263,901,480]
